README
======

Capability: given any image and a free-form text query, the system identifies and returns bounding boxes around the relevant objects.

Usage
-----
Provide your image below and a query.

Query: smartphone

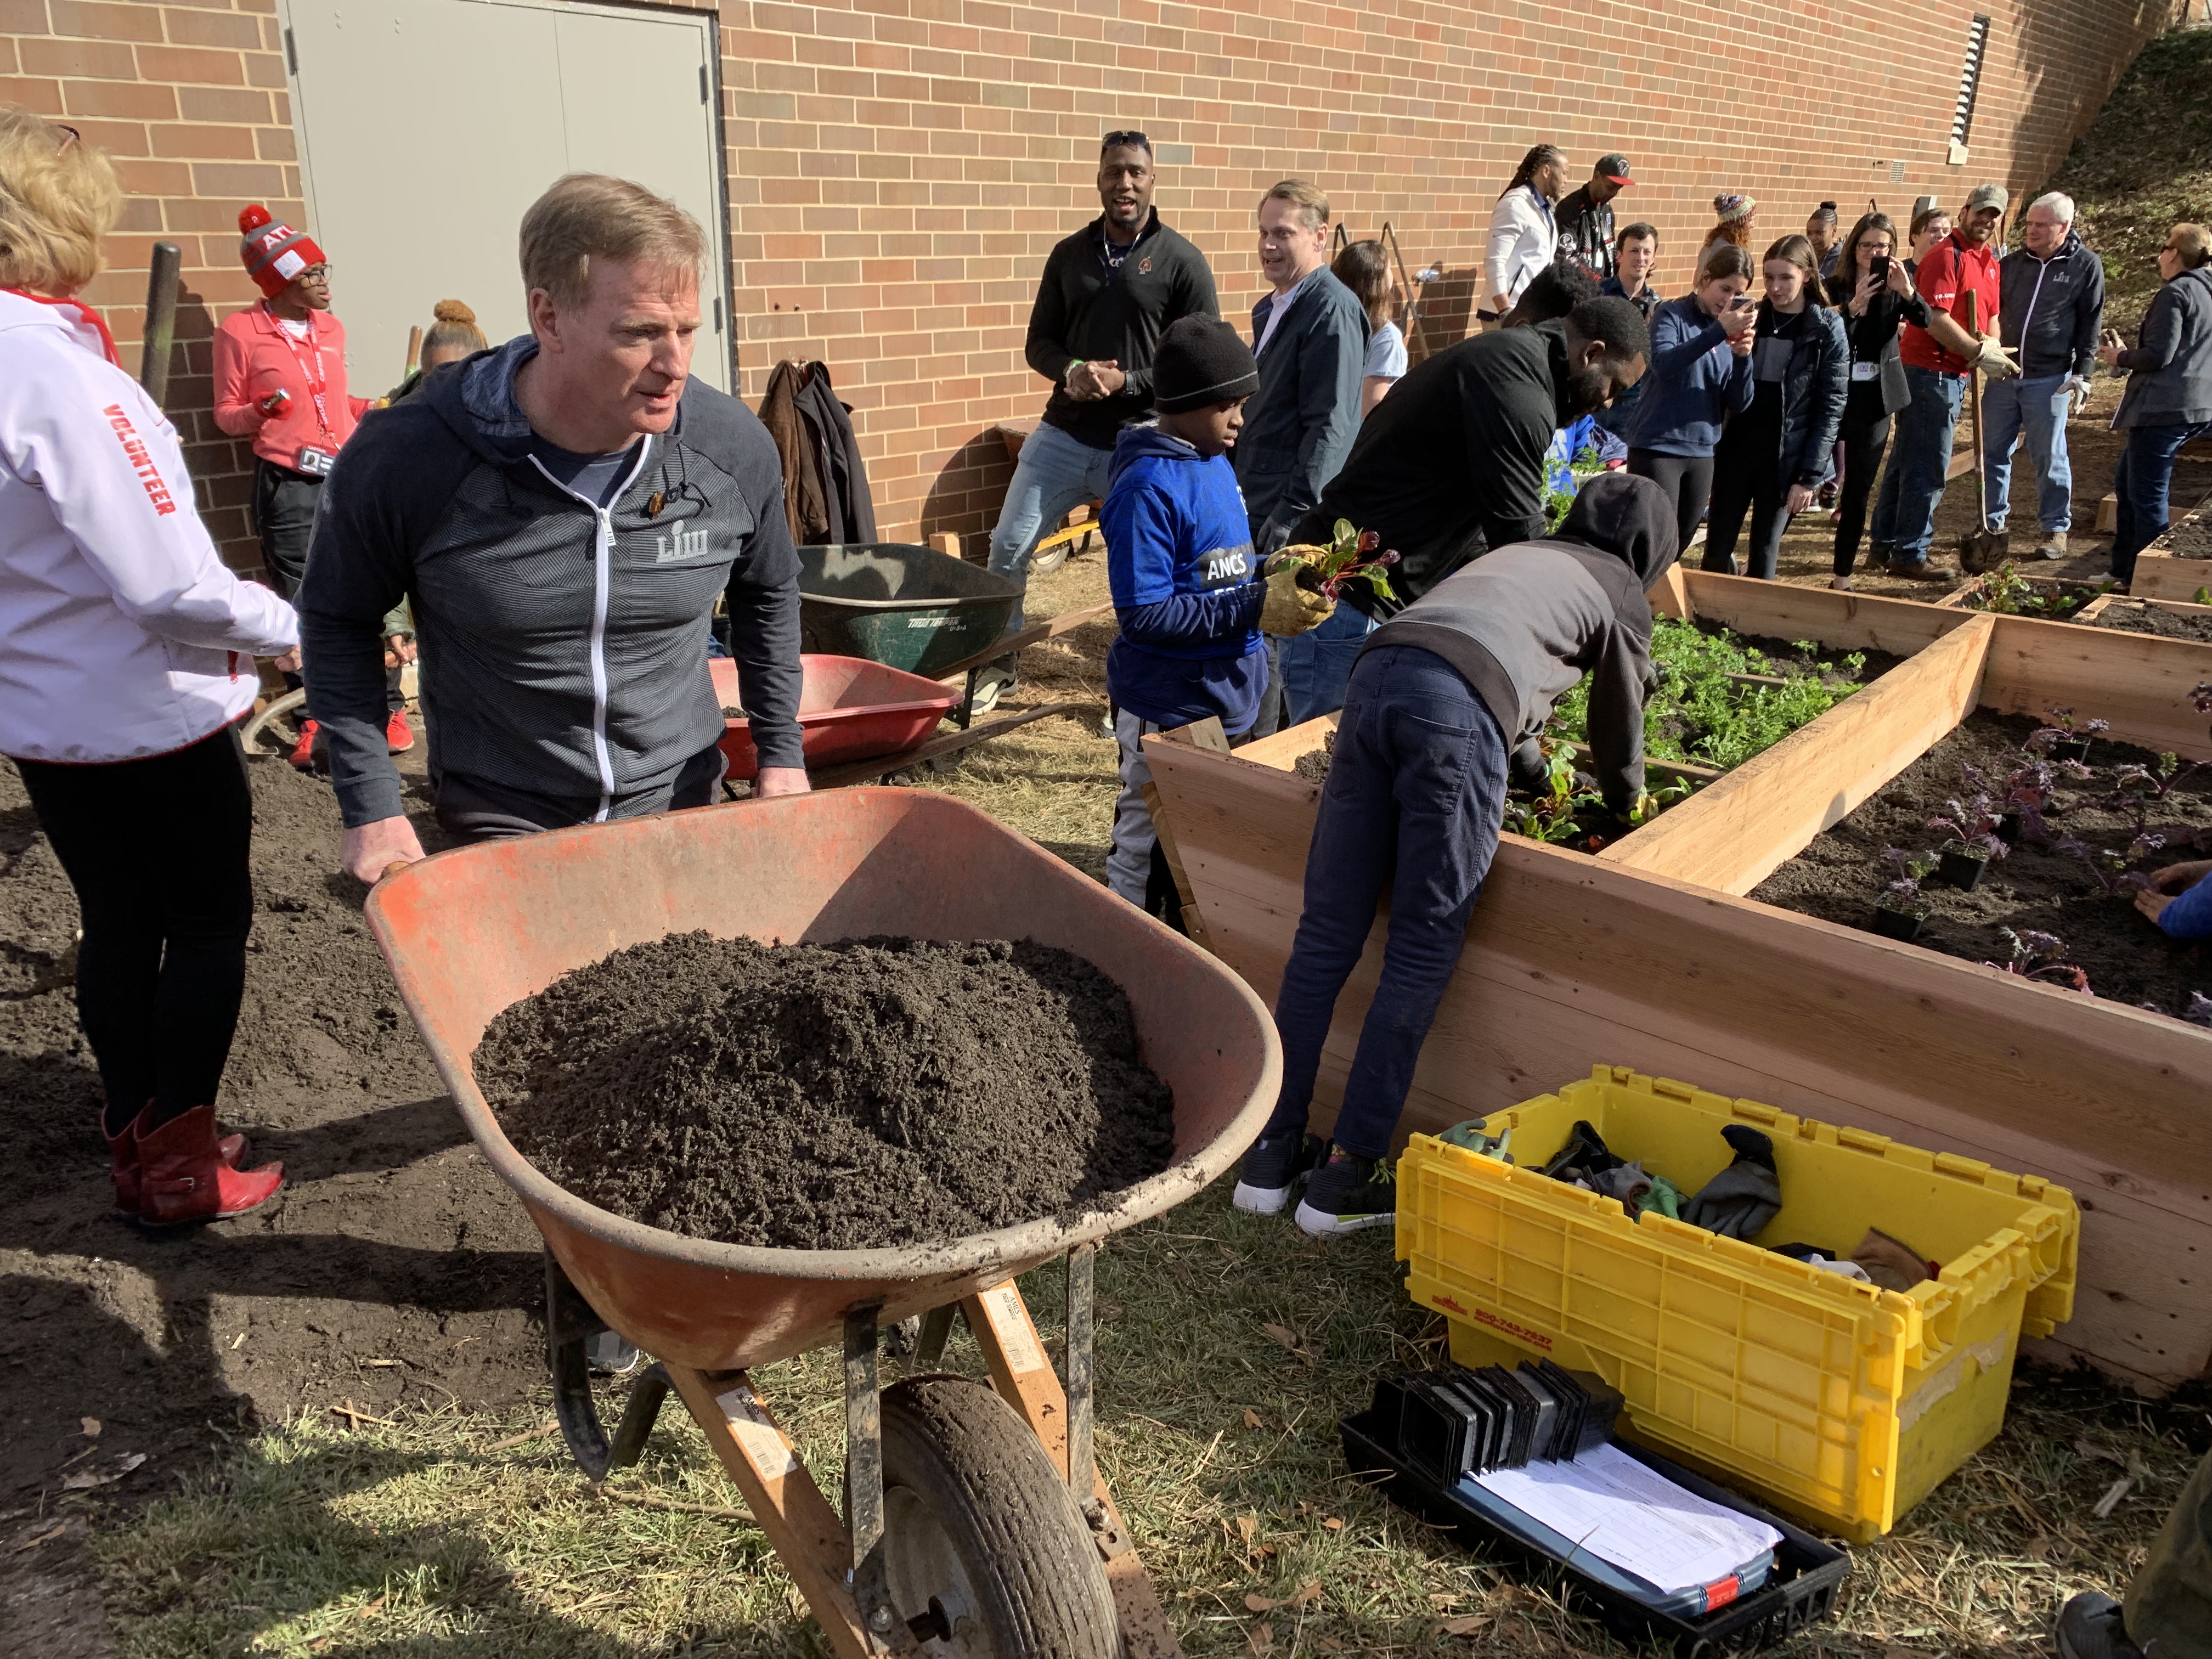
[1870,254,1892,285]
[1730,293,1758,311]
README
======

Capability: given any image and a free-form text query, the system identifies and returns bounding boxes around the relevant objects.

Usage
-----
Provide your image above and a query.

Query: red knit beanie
[238,204,326,299]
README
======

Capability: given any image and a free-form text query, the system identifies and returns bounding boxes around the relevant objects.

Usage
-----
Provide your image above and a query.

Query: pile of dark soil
[2090,600,2212,644]
[475,933,1178,1250]
[2157,506,2212,562]
[1751,713,2212,1019]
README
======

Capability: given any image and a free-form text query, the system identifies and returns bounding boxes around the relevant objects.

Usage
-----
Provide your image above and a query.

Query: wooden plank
[664,1367,896,1658]
[963,1285,1185,1659]
[2128,551,2212,603]
[1977,613,2212,760]
[1650,562,1693,622]
[928,531,961,562]
[1160,715,1232,753]
[1144,738,2212,1389]
[806,702,1082,789]
[1599,613,1994,894]
[929,600,1114,684]
[1232,713,1338,771]
[1139,780,1210,951]
[1680,571,1976,657]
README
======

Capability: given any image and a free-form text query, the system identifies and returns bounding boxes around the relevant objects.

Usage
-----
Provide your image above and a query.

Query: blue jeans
[1982,373,2073,534]
[1278,603,1381,726]
[1871,366,1965,564]
[986,420,1115,631]
[1262,645,1508,1161]
[2112,421,2212,583]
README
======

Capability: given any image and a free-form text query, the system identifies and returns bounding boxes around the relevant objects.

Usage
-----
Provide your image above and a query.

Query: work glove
[2066,374,2094,416]
[1258,560,1335,637]
[1970,337,2021,381]
[1681,1124,1782,1241]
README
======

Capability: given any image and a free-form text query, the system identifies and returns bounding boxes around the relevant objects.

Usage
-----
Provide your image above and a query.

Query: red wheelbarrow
[710,655,957,780]
[364,789,1280,1657]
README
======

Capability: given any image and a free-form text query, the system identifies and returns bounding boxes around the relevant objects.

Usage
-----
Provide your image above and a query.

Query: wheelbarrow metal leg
[664,1364,918,1658]
[1065,1243,1096,1502]
[546,1250,664,1480]
[912,1302,957,1370]
[963,1277,1185,1659]
[843,1303,899,1644]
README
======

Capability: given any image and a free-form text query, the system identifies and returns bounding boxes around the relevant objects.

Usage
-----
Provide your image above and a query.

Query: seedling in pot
[1872,847,1937,941]
[1985,927,2092,995]
[2032,707,2110,766]
[2053,833,2165,898]
[2106,752,2203,832]
[1281,520,1401,602]
[1926,794,2008,889]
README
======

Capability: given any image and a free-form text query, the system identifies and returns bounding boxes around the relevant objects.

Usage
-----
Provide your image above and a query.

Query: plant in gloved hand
[1277,520,1401,602]
[1985,927,2092,994]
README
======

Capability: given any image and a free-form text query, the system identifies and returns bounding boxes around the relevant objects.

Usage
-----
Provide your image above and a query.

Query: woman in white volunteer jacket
[1483,144,1566,324]
[0,108,291,1227]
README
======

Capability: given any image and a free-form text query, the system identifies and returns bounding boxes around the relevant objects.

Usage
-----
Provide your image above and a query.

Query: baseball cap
[1596,154,1634,185]
[1963,183,2009,215]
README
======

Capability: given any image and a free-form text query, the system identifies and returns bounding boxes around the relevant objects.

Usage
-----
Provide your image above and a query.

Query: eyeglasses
[54,123,80,156]
[1101,131,1150,153]
[299,263,332,281]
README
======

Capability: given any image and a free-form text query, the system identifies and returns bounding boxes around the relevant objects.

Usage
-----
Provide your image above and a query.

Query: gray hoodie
[2114,265,2212,429]
[298,337,802,831]
[1361,471,1680,812]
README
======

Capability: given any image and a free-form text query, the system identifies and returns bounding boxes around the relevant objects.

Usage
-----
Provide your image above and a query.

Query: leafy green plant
[1970,563,2109,619]
[1286,520,1400,602]
[1986,928,2092,994]
[1550,619,1870,772]
[1504,731,1598,844]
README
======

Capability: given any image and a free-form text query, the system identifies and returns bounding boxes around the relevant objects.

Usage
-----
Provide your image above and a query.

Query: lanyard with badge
[268,303,339,476]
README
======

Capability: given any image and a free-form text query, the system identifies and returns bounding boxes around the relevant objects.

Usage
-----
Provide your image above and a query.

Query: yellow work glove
[1259,560,1336,637]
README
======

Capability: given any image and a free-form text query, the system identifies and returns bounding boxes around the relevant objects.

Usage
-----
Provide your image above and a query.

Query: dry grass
[94,1184,2206,1656]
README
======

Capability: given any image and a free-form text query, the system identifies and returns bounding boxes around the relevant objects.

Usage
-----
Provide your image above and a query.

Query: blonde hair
[519,173,704,311]
[421,297,487,357]
[2170,223,2212,270]
[0,105,122,295]
[1260,178,1330,232]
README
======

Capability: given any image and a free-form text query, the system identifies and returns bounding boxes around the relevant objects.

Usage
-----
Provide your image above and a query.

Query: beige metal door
[279,0,731,393]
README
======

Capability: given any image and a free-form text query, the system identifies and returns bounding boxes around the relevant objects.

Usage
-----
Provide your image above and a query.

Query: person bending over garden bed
[2136,856,2212,939]
[1233,472,1679,1236]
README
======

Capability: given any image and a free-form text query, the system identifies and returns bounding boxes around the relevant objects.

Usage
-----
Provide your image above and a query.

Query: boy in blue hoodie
[1103,314,1331,910]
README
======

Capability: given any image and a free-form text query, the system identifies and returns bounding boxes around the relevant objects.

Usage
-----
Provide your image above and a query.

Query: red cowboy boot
[136,1105,284,1226]
[105,1105,251,1217]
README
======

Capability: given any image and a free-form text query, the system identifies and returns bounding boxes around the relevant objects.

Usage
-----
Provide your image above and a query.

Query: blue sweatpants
[1262,645,1508,1161]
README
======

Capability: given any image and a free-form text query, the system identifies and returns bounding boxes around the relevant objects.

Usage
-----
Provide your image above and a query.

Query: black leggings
[15,724,254,1136]
[1627,449,1716,557]
[1703,438,1792,580]
[1831,415,1893,577]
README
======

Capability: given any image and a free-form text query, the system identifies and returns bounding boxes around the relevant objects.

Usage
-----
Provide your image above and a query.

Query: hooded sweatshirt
[2113,266,2212,430]
[297,335,802,831]
[1361,471,1679,813]
[1101,424,1267,733]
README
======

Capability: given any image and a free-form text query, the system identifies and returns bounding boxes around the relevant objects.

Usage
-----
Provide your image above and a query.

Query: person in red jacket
[212,207,406,765]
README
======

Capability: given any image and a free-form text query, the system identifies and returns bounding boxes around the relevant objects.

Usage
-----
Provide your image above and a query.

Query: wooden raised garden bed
[2126,482,2212,603]
[1144,569,2212,1392]
[2076,592,2212,644]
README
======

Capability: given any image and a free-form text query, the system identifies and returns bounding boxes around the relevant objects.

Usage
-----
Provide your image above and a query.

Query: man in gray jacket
[1237,179,1369,731]
[1987,192,2104,558]
[1233,472,1677,1235]
[300,175,805,882]
[2101,222,2212,583]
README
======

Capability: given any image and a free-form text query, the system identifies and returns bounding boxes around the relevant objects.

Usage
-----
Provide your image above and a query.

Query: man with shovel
[1870,184,2020,579]
[298,174,808,882]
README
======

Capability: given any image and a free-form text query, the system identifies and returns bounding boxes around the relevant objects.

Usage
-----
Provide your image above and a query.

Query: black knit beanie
[1152,314,1259,413]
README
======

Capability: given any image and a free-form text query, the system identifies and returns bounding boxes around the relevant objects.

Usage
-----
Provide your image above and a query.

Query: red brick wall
[0,0,2186,567]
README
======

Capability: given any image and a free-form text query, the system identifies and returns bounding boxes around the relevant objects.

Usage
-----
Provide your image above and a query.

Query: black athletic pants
[1831,415,1892,578]
[1626,449,1715,559]
[1702,435,1792,580]
[15,724,255,1136]
[254,458,402,712]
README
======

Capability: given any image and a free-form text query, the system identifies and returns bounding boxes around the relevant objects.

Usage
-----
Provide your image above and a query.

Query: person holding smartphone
[1824,213,1929,588]
[1701,236,1848,579]
[1623,245,1759,552]
[213,206,380,765]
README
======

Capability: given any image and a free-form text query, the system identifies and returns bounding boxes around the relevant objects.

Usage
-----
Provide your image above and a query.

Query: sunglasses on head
[54,123,80,156]
[1101,131,1150,154]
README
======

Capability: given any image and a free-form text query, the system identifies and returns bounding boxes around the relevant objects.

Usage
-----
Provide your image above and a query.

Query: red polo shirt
[212,302,372,473]
[1900,231,2001,375]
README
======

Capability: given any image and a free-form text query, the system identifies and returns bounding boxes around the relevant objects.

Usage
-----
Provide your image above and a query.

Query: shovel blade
[1959,529,2011,575]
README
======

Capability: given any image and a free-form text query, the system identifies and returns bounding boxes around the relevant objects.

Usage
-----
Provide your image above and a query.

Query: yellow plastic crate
[1398,1065,2078,1542]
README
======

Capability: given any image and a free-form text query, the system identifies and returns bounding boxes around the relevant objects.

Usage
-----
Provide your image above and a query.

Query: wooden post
[929,531,961,562]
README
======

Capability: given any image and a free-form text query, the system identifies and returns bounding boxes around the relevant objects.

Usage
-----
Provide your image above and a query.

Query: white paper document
[1472,1442,1784,1593]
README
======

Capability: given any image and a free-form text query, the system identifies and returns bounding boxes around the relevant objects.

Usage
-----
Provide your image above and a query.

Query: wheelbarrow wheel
[877,1375,1117,1658]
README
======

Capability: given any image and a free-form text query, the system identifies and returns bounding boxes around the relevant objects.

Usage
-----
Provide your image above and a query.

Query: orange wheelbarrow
[364,789,1281,1656]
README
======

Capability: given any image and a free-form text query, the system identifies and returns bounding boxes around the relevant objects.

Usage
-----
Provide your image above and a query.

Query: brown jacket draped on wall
[758,359,878,545]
